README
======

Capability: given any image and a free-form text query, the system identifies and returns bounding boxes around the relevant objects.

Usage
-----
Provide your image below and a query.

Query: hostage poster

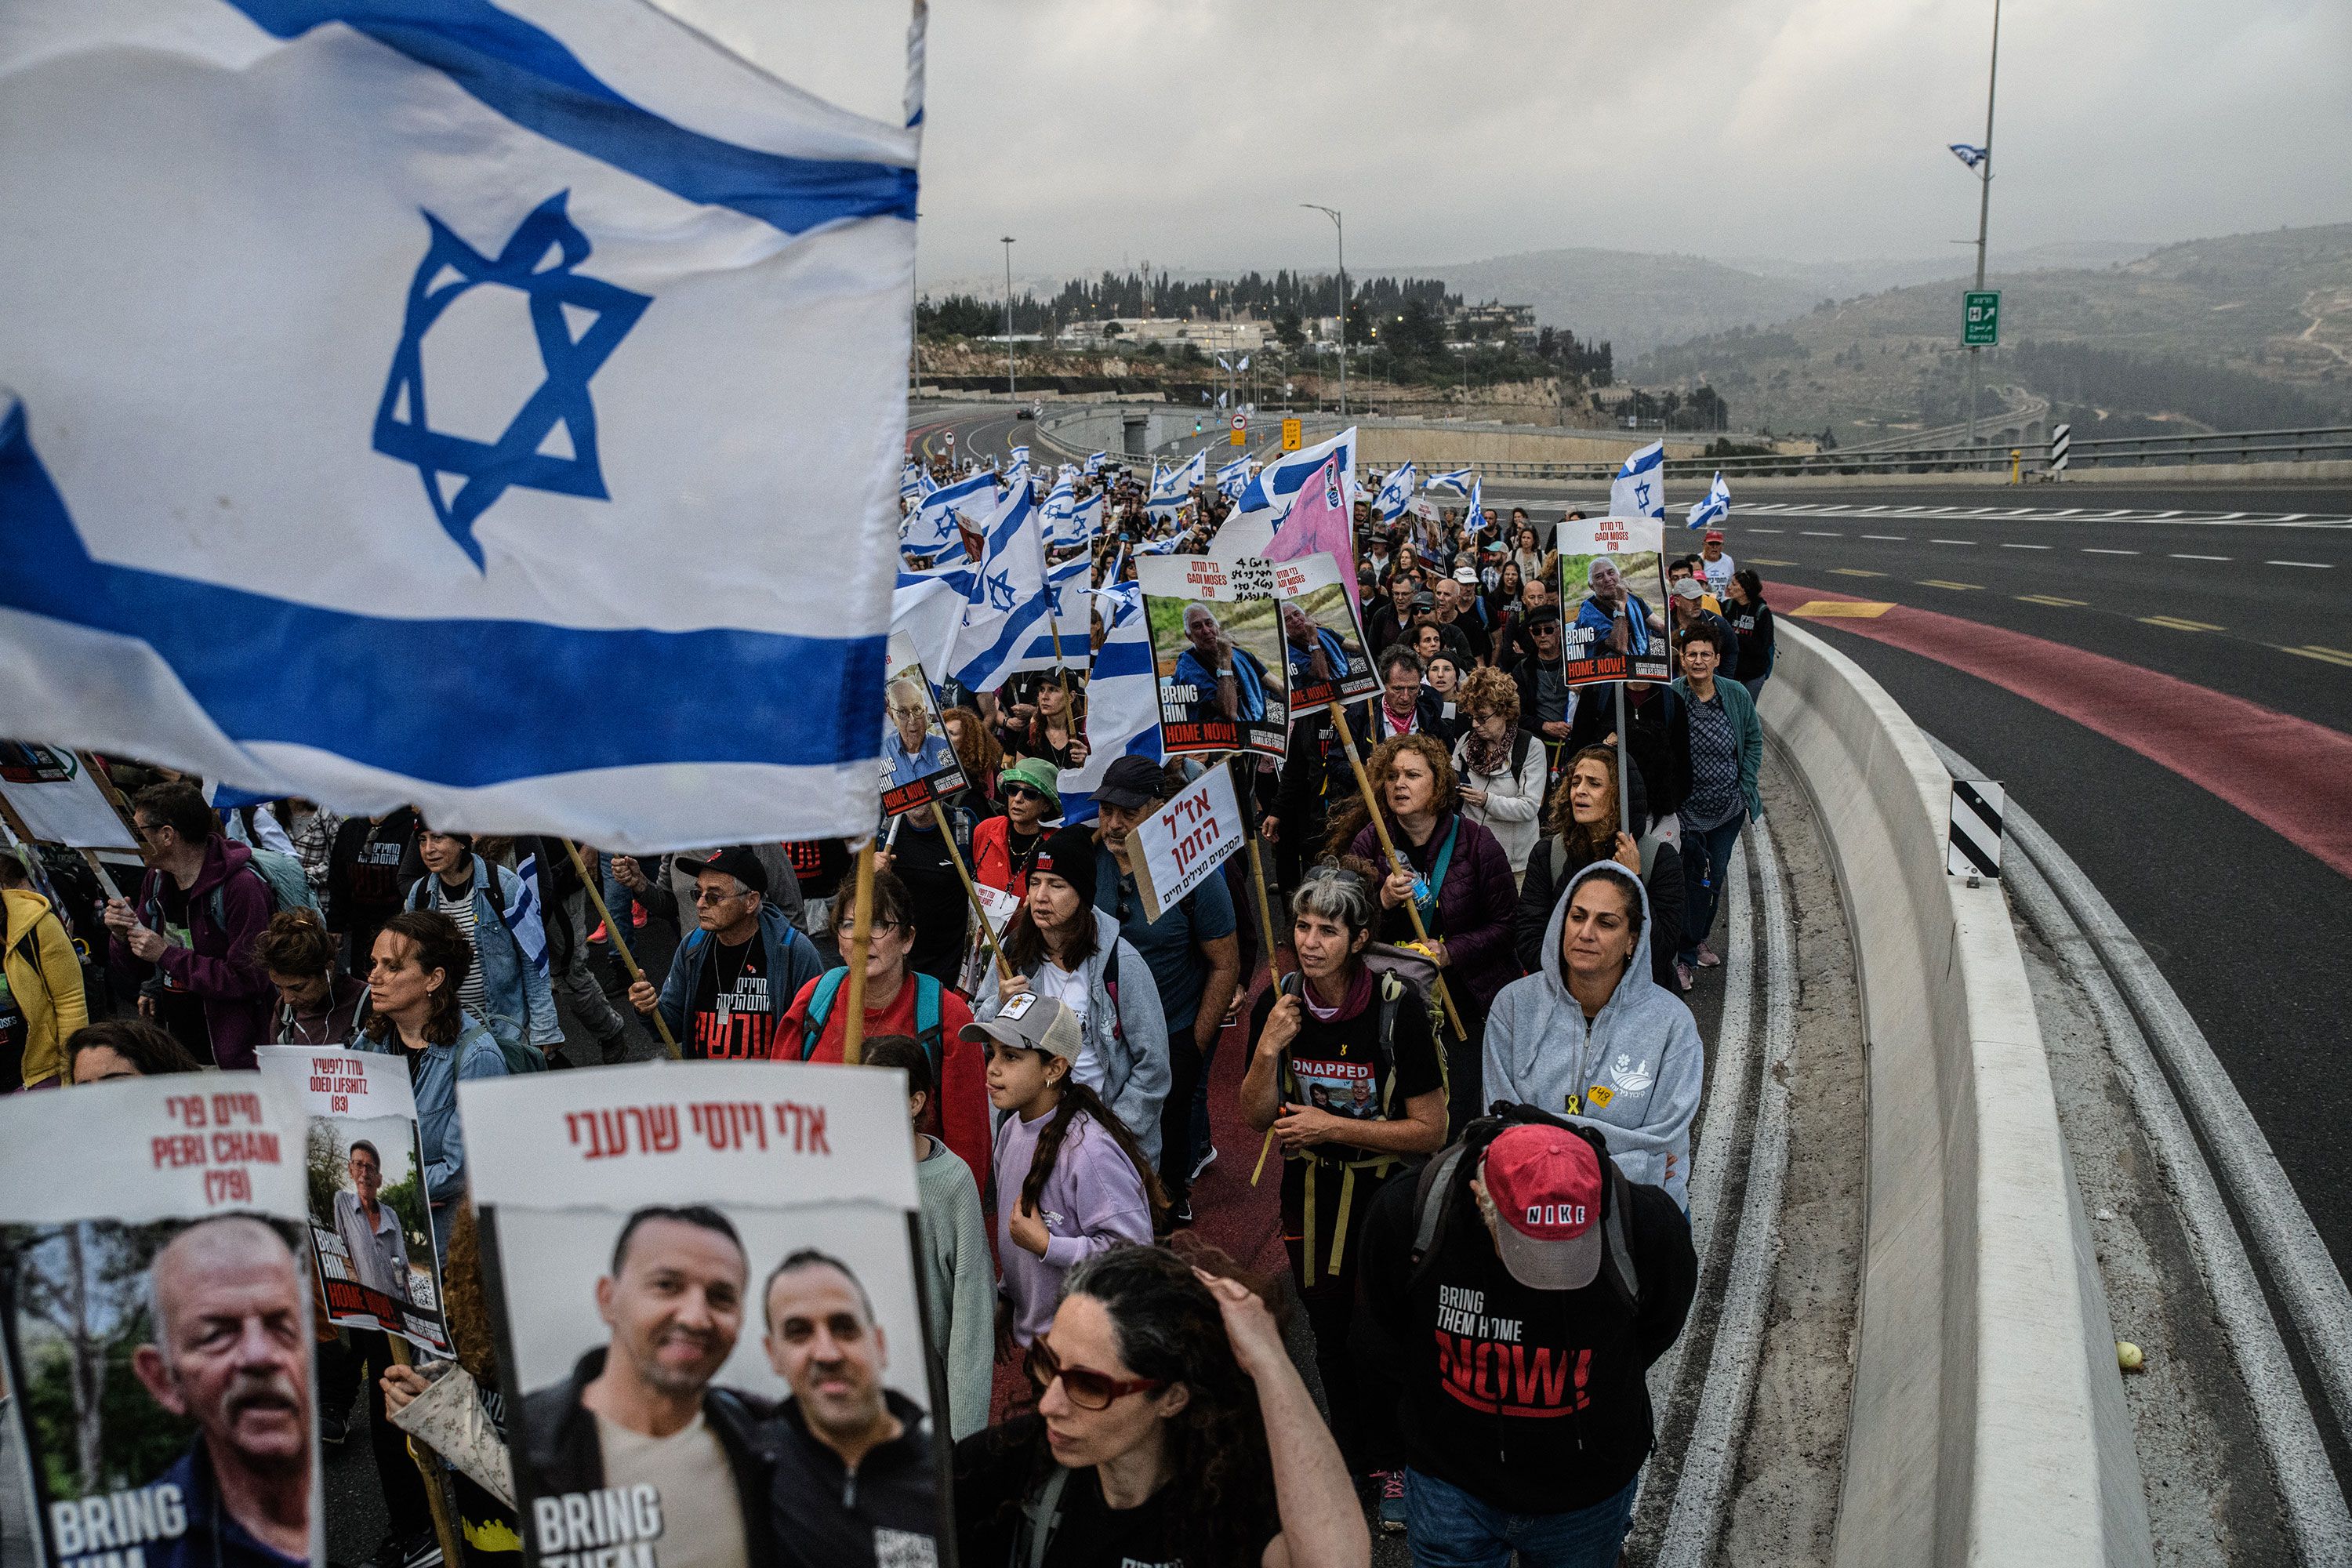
[1138,553,1289,759]
[458,1062,945,1568]
[0,1076,319,1568]
[1555,514,1672,686]
[1267,553,1377,717]
[257,1045,454,1356]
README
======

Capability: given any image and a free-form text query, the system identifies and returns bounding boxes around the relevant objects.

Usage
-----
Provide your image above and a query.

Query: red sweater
[777,971,989,1187]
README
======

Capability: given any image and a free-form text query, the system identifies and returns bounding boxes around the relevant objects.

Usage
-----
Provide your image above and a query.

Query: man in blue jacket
[630,847,822,1061]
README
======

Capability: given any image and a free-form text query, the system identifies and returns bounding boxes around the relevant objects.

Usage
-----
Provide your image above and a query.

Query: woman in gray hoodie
[1481,861,1704,1209]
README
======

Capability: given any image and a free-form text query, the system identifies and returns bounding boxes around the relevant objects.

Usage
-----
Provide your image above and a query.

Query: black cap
[1410,590,1436,613]
[1524,604,1562,629]
[673,845,768,895]
[1095,755,1167,812]
[1032,824,1101,907]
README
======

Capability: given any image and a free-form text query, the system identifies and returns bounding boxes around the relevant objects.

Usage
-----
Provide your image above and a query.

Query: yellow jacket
[4,886,88,1087]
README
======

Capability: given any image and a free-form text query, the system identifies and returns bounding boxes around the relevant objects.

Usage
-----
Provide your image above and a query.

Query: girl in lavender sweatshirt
[975,993,1164,1345]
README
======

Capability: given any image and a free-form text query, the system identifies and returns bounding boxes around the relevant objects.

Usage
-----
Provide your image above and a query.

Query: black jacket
[1512,764,1685,992]
[1357,1152,1697,1516]
[760,1390,938,1568]
[520,1348,777,1562]
[1566,682,1690,826]
[1728,600,1775,680]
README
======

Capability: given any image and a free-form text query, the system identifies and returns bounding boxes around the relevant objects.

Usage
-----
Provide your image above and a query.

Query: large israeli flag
[1056,582,1161,825]
[948,470,1051,691]
[0,1,922,850]
[1039,473,1083,550]
[1372,462,1417,523]
[1686,470,1731,531]
[1234,426,1356,524]
[1610,441,1668,522]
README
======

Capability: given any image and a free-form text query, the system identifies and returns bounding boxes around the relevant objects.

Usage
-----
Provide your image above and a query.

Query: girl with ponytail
[975,994,1165,1348]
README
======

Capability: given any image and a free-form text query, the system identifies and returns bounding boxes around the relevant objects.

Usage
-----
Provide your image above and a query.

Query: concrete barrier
[1758,619,2152,1567]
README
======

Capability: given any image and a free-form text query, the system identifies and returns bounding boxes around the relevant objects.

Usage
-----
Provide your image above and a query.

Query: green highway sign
[1962,289,2001,347]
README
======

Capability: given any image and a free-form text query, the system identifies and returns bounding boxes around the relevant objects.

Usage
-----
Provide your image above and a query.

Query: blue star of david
[373,192,652,569]
[985,569,1019,611]
[1633,480,1653,510]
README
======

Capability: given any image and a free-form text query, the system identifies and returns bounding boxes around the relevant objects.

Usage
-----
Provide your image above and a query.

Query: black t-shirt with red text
[687,934,777,1061]
[1357,1162,1697,1515]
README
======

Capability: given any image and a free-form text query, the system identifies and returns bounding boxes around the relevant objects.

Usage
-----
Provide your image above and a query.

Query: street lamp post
[1301,204,1346,419]
[1000,235,1017,402]
[1963,0,2000,454]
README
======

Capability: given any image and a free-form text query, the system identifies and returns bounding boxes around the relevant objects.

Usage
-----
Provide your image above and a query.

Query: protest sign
[0,1076,318,1568]
[1555,514,1672,686]
[459,1062,942,1568]
[1269,554,1378,716]
[1138,554,1289,760]
[257,1045,453,1356]
[1127,765,1246,923]
[0,742,138,851]
[879,630,969,818]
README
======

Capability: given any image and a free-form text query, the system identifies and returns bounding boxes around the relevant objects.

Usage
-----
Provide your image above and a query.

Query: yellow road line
[1917,579,1983,591]
[2280,644,2352,668]
[2139,615,2225,633]
[1788,600,1896,619]
[1747,557,1800,567]
[1828,568,1886,578]
[2016,593,2089,607]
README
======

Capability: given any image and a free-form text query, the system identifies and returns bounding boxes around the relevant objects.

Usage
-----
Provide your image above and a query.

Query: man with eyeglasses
[759,1249,938,1568]
[627,847,822,1061]
[882,677,958,789]
[103,781,274,1069]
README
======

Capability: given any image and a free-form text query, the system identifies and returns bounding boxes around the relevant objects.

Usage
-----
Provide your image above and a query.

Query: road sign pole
[1963,0,2002,452]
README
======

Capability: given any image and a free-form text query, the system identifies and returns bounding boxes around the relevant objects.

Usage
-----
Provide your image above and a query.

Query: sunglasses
[691,886,749,905]
[1024,1336,1166,1410]
[1004,784,1051,804]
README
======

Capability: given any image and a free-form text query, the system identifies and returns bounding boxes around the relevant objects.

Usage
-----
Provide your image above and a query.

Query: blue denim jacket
[405,855,561,1047]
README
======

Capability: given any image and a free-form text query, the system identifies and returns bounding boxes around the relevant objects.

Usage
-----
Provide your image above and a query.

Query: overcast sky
[670,0,2352,289]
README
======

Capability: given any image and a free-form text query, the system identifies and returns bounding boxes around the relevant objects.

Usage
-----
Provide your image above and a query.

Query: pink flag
[1261,456,1359,617]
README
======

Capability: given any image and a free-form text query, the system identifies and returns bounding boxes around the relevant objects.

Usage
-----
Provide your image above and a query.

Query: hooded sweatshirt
[993,1105,1154,1345]
[1482,862,1705,1207]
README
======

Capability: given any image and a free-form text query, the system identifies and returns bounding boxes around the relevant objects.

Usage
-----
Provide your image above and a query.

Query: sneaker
[587,920,608,945]
[598,1029,632,1065]
[1675,958,1696,993]
[1375,1470,1408,1535]
[318,1402,349,1446]
[1696,941,1722,969]
[1167,1197,1195,1229]
[1189,1144,1219,1185]
[400,1534,444,1568]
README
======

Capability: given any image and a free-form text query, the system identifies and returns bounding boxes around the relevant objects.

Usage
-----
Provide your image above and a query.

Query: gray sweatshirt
[914,1134,996,1440]
[975,909,1171,1166]
[1483,861,1706,1207]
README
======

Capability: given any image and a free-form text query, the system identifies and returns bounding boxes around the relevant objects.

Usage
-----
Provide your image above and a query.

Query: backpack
[1275,967,1406,1123]
[1409,1104,1641,1309]
[207,846,321,928]
[800,967,943,1070]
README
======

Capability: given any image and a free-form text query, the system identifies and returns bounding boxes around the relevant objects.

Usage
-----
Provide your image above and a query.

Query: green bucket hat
[1000,756,1063,816]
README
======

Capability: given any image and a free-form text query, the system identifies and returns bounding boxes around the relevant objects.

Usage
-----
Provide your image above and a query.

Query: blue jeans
[1404,1469,1638,1568]
[1679,814,1747,962]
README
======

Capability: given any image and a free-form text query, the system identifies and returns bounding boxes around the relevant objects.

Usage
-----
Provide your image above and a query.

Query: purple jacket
[994,1105,1153,1345]
[113,836,275,1070]
[1348,812,1522,1011]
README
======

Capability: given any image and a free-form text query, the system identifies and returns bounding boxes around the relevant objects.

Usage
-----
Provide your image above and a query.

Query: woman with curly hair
[1326,734,1519,1127]
[941,705,1004,807]
[1448,666,1549,879]
[955,1243,1367,1568]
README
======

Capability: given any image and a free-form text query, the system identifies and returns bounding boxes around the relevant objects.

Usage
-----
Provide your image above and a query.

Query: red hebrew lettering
[168,1094,208,1127]
[645,1104,680,1152]
[689,1102,768,1152]
[771,1101,831,1154]
[212,1091,263,1126]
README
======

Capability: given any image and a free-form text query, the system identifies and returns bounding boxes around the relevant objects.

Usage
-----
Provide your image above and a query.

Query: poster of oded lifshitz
[0,1076,320,1568]
[459,1061,946,1568]
[257,1044,453,1356]
[1138,552,1289,759]
[1268,552,1379,717]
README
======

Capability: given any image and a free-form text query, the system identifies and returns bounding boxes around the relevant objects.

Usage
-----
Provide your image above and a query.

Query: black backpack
[1408,1103,1642,1309]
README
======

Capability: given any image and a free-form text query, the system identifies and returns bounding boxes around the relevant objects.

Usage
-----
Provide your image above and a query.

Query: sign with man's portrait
[878,631,967,818]
[1138,554,1288,759]
[1555,515,1672,686]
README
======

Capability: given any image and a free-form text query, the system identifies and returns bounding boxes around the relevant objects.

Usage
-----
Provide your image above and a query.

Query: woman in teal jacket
[1669,623,1762,991]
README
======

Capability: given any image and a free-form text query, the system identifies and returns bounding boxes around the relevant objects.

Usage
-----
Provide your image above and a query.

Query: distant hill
[1624,223,2352,444]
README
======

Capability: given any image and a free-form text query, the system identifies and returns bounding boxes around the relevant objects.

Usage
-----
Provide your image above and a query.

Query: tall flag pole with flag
[0,0,926,848]
[1948,143,1988,169]
[1610,441,1668,524]
[1261,453,1362,617]
[1686,471,1731,532]
[1056,582,1160,824]
[949,468,1054,693]
[1373,462,1417,523]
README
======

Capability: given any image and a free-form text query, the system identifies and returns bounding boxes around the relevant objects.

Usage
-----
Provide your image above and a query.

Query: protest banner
[1138,554,1288,760]
[257,1046,453,1356]
[1268,554,1378,717]
[459,1062,943,1568]
[879,631,970,818]
[0,742,138,852]
[1555,514,1672,686]
[1127,765,1247,924]
[0,1076,319,1568]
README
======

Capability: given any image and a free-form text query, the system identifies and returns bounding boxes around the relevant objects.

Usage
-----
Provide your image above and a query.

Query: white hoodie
[1483,861,1707,1207]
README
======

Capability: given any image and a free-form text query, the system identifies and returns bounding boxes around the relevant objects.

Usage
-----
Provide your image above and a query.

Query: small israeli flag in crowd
[1018,547,1094,666]
[1156,448,1207,501]
[1460,477,1486,533]
[1426,468,1474,494]
[1217,455,1253,499]
[1010,443,1031,470]
[1373,463,1417,522]
[1686,471,1732,531]
[1058,582,1162,824]
[0,0,923,848]
[1948,142,1988,169]
[1084,450,1108,474]
[950,470,1053,692]
[1610,441,1668,521]
[906,470,996,557]
[900,459,926,503]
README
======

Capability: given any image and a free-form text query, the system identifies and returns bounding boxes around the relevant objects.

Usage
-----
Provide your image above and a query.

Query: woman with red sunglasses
[956,1244,1367,1568]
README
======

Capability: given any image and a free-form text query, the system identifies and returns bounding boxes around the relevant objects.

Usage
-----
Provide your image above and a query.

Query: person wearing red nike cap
[1356,1117,1696,1564]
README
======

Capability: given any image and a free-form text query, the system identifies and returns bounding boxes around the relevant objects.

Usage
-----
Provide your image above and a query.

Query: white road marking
[1931,538,1977,545]
[1800,530,1843,537]
[2084,547,2139,554]
[2002,543,2051,550]
[2170,554,2232,561]
[2268,560,2332,568]
[1746,528,1784,534]
[1860,533,1907,540]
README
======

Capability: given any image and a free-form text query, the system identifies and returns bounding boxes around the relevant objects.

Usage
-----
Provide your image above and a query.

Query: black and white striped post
[1948,778,2005,880]
[2049,422,2071,477]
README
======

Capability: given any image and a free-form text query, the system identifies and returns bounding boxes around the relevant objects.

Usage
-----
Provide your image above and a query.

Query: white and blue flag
[906,469,996,557]
[1610,441,1668,522]
[1426,468,1474,494]
[1459,477,1486,535]
[1234,425,1356,525]
[1948,143,1988,169]
[1686,471,1731,531]
[1010,443,1030,470]
[899,459,926,503]
[1018,548,1094,668]
[1373,462,1417,523]
[949,470,1053,692]
[1056,582,1161,825]
[0,0,923,848]
[1216,455,1252,499]
[1084,450,1108,475]
[1149,448,1204,520]
[1040,473,1083,550]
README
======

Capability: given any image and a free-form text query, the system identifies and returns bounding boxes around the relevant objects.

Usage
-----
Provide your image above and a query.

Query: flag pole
[839,836,877,1066]
[929,800,1015,984]
[1244,769,1290,1189]
[384,1338,465,1568]
[1326,703,1466,1040]
[561,839,680,1060]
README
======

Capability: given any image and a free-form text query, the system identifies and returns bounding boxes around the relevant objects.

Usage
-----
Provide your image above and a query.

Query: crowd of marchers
[0,450,1773,1568]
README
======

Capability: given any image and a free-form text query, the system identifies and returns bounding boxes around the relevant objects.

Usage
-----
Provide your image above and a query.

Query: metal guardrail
[1383,425,2352,483]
